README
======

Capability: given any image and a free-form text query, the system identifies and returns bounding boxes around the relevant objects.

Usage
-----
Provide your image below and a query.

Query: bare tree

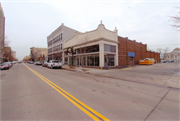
[156,47,170,59]
[169,6,180,31]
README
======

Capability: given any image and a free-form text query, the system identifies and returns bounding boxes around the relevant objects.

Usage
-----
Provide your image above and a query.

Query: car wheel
[59,67,61,69]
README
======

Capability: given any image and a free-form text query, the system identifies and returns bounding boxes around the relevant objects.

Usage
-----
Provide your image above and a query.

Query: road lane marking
[23,64,110,121]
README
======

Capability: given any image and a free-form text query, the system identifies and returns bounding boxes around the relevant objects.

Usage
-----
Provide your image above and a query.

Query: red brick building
[118,36,160,67]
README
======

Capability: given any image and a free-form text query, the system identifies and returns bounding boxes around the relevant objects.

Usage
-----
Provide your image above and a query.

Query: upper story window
[171,54,174,58]
[61,43,62,50]
[104,44,116,53]
[48,48,52,53]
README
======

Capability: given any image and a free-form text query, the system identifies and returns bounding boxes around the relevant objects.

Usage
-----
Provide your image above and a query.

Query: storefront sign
[128,52,135,57]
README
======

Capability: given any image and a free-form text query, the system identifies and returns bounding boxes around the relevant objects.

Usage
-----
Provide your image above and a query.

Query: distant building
[164,48,180,62]
[34,49,48,61]
[0,3,5,63]
[47,23,78,62]
[23,55,31,61]
[4,47,11,61]
[30,47,47,61]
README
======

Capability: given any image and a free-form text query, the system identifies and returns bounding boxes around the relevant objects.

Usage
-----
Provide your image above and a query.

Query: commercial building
[118,36,160,67]
[63,21,118,68]
[164,48,180,62]
[47,23,78,62]
[63,21,160,68]
[34,49,48,61]
[0,3,5,63]
[30,47,47,61]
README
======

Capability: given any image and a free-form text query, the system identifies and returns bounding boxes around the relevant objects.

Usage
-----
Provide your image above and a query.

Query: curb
[62,67,90,74]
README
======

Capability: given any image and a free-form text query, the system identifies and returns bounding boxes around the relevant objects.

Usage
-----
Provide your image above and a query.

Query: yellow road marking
[23,64,110,121]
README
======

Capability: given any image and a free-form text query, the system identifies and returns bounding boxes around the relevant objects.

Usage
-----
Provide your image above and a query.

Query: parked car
[34,61,42,65]
[168,60,174,63]
[12,61,17,64]
[3,62,12,68]
[47,60,62,69]
[28,61,34,64]
[161,60,167,63]
[42,62,48,67]
[0,63,9,70]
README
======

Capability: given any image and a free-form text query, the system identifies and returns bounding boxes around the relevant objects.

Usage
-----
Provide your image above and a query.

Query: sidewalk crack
[144,89,170,121]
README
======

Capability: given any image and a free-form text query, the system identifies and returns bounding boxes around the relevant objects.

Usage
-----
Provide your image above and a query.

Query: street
[1,63,179,121]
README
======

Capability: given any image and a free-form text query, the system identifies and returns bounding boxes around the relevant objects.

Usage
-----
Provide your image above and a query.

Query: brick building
[0,3,5,63]
[118,36,160,67]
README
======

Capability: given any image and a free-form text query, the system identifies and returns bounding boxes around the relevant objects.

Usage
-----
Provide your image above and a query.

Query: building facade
[164,48,180,62]
[0,3,5,63]
[118,36,160,67]
[63,21,118,68]
[63,21,160,68]
[47,23,78,62]
[30,47,47,61]
[34,49,48,61]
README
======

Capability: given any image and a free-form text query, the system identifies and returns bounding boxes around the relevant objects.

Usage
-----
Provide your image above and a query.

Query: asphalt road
[1,63,179,121]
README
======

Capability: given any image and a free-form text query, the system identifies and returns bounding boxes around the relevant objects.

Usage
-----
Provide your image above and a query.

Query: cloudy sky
[1,0,179,60]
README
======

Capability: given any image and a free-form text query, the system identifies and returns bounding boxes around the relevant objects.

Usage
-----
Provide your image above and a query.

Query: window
[48,48,52,53]
[61,33,62,40]
[104,44,116,53]
[171,54,174,58]
[104,54,115,66]
[76,45,99,54]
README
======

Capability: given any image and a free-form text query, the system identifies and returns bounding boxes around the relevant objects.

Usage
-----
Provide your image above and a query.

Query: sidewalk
[62,65,108,74]
[62,63,180,89]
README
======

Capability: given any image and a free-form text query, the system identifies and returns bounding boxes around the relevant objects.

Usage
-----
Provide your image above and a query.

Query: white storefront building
[63,21,118,68]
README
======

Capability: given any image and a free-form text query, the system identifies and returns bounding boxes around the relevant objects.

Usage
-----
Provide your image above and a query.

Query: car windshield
[52,61,59,63]
[2,63,7,65]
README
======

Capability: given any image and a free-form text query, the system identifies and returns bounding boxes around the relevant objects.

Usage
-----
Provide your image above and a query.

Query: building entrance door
[129,57,133,66]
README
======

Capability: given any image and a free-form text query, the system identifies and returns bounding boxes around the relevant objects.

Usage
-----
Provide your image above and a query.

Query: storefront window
[94,54,99,66]
[75,45,99,54]
[65,57,68,64]
[81,56,86,66]
[90,55,94,66]
[104,54,115,66]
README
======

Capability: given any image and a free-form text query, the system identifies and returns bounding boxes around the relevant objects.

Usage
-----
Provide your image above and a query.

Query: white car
[34,61,42,65]
[47,60,62,69]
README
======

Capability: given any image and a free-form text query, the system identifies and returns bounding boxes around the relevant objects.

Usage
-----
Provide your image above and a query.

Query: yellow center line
[23,64,110,121]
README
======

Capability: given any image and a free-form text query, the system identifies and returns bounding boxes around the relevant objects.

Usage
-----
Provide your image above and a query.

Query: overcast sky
[1,0,179,60]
